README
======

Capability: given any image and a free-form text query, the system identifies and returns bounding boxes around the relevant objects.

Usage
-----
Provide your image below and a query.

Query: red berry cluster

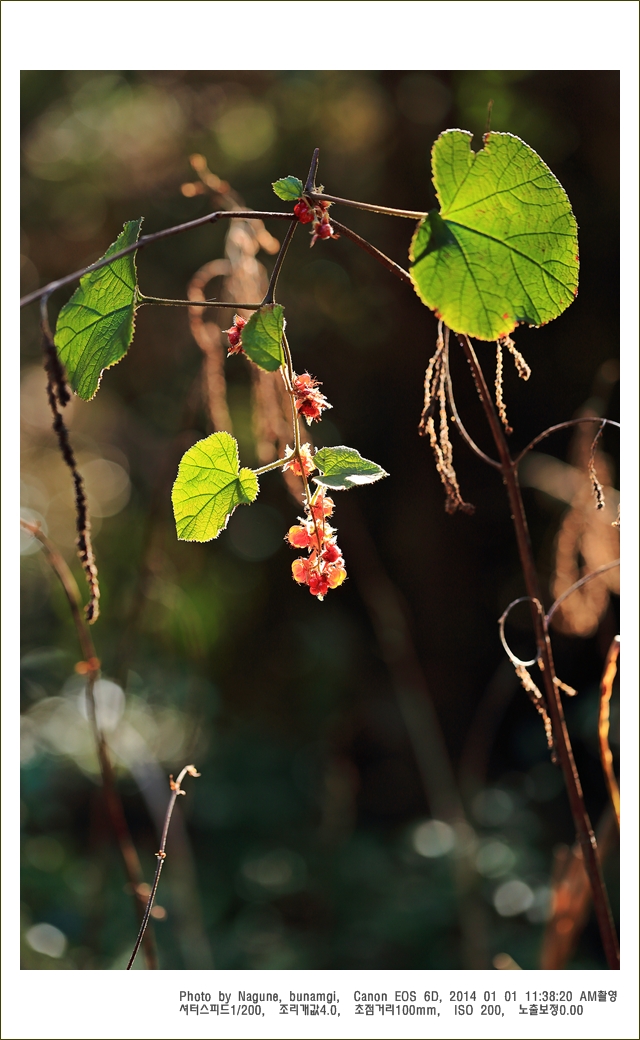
[287,489,347,600]
[223,314,247,356]
[293,197,339,248]
[292,372,332,424]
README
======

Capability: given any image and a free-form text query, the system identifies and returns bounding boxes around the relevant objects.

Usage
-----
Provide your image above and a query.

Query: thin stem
[515,417,620,467]
[455,332,619,970]
[545,560,620,624]
[262,219,298,305]
[20,519,158,969]
[444,340,501,470]
[280,334,320,539]
[253,457,288,477]
[304,148,320,193]
[126,764,200,970]
[20,211,296,308]
[599,636,621,828]
[138,295,264,310]
[330,219,414,286]
[308,190,427,221]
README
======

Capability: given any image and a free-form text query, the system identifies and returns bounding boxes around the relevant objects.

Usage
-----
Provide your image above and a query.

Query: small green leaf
[272,175,304,201]
[172,432,259,542]
[409,131,579,341]
[55,219,143,400]
[313,446,388,491]
[242,304,285,372]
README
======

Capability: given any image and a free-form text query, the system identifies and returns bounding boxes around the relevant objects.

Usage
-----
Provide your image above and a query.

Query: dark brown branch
[455,331,619,971]
[330,219,414,286]
[41,310,99,623]
[20,519,157,969]
[127,764,200,970]
[20,211,297,308]
[514,417,620,468]
[304,147,320,194]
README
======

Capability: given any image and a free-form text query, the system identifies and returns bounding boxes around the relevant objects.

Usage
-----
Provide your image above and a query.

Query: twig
[138,296,265,309]
[20,518,158,968]
[40,304,99,622]
[20,211,297,309]
[308,190,427,221]
[126,764,200,970]
[444,340,501,469]
[304,148,320,194]
[546,560,621,624]
[455,331,620,970]
[330,219,414,286]
[262,219,298,305]
[514,418,620,468]
[599,636,621,827]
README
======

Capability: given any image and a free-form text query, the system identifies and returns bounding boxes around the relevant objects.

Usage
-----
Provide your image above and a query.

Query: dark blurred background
[20,70,619,970]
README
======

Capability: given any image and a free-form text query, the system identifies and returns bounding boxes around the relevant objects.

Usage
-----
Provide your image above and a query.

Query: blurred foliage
[21,71,619,970]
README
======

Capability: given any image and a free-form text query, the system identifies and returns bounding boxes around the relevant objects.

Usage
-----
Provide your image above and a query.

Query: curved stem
[308,190,427,221]
[126,764,199,970]
[455,332,619,970]
[444,341,501,469]
[515,417,620,468]
[262,219,298,305]
[20,210,296,308]
[330,219,414,286]
[546,560,620,624]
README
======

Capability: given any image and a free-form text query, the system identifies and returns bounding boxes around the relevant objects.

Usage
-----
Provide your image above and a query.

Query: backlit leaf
[272,175,304,201]
[172,432,258,542]
[241,304,285,372]
[313,446,388,491]
[409,131,579,341]
[55,219,142,400]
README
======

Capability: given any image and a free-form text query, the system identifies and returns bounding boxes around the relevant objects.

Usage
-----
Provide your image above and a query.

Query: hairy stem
[126,764,200,970]
[139,296,264,309]
[308,190,427,220]
[253,456,288,476]
[455,332,619,970]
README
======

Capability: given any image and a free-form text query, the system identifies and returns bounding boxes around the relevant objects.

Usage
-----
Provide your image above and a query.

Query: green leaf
[54,219,143,400]
[241,304,285,372]
[313,446,388,491]
[272,175,304,201]
[172,432,259,542]
[409,131,579,341]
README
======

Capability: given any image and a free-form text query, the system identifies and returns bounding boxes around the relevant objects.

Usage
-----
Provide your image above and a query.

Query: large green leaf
[313,446,388,491]
[172,432,259,542]
[272,175,304,201]
[409,131,579,341]
[241,304,285,372]
[54,219,142,400]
